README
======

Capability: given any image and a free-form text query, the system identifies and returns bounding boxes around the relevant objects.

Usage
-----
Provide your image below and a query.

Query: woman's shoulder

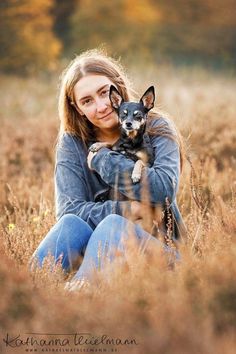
[147,112,178,138]
[56,131,86,154]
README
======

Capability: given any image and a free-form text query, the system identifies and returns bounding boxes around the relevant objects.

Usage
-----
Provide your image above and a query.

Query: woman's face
[73,74,119,132]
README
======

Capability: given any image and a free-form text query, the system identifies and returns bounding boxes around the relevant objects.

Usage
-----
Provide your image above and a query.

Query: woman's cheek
[85,108,96,122]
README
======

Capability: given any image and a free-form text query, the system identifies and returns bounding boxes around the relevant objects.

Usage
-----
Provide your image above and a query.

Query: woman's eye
[101,89,109,97]
[83,98,92,105]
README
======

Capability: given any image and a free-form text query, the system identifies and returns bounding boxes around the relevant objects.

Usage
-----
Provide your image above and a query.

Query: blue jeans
[31,214,174,282]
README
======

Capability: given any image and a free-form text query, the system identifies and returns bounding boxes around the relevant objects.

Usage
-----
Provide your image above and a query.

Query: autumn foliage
[0,0,236,75]
[0,0,61,74]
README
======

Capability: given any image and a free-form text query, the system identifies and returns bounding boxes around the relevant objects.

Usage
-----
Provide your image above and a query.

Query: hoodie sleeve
[55,133,131,229]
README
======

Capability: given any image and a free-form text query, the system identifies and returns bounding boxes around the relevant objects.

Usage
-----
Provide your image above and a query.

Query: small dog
[89,85,155,183]
[89,86,178,245]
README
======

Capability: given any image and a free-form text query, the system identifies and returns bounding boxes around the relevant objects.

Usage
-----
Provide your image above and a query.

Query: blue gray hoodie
[55,117,187,241]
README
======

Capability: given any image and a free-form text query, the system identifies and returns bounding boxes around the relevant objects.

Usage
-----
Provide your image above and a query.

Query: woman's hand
[129,201,153,233]
[130,201,164,234]
[130,201,144,221]
[87,142,112,169]
[87,150,97,169]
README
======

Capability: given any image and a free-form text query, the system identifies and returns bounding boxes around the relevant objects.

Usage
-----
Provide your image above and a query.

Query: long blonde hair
[58,48,185,169]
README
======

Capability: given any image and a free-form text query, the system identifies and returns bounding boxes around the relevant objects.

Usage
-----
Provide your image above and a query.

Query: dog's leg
[131,159,146,183]
[89,142,112,152]
[88,142,113,170]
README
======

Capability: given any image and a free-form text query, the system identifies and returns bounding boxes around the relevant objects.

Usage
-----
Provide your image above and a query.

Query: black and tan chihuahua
[89,85,155,183]
[89,85,181,245]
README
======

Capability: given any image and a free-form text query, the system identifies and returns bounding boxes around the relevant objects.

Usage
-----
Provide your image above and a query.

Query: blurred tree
[52,0,77,50]
[67,0,160,61]
[0,0,62,75]
[66,0,236,67]
[152,0,236,65]
[155,0,236,26]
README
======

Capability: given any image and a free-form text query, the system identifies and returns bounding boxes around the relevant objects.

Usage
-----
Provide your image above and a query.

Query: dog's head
[109,85,155,138]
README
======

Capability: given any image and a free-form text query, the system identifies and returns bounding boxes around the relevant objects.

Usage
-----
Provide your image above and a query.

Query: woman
[32,49,186,289]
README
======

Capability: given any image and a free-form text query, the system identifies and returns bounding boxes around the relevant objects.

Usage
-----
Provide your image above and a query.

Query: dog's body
[89,85,155,183]
[89,85,179,245]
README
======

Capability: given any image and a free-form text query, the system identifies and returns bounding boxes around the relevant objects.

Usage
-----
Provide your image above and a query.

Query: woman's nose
[96,98,109,113]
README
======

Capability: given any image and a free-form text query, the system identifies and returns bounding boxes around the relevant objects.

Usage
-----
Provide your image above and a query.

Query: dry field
[0,65,236,354]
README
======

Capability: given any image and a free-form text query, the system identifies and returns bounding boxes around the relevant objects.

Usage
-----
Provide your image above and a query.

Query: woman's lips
[99,111,113,120]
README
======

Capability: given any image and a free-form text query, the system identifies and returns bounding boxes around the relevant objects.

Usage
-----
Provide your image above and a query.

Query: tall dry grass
[0,65,236,354]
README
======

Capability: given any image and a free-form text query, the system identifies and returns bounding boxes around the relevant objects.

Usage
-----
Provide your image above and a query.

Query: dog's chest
[112,139,153,165]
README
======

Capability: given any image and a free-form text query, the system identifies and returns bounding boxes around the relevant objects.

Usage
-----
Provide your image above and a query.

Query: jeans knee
[59,214,92,231]
[31,213,93,271]
[59,213,81,224]
[100,214,127,228]
[93,214,129,243]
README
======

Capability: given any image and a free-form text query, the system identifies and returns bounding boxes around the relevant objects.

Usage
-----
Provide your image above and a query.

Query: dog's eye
[133,110,142,119]
[120,110,128,119]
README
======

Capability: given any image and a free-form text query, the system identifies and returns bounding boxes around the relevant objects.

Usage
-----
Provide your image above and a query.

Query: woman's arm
[90,118,180,205]
[55,134,131,229]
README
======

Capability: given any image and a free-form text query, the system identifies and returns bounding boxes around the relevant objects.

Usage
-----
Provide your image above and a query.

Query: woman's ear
[109,85,123,110]
[140,86,155,111]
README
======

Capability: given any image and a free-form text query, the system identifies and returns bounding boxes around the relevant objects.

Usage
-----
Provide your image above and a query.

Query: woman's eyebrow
[79,94,91,102]
[97,84,109,93]
[79,84,109,102]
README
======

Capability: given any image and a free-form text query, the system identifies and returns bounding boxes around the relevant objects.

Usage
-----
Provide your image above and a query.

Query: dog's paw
[131,174,141,184]
[89,142,111,152]
[89,143,101,152]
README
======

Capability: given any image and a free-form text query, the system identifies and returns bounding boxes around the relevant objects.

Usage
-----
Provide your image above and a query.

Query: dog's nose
[125,122,132,128]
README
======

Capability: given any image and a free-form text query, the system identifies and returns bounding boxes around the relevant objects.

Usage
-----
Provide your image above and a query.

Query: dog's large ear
[140,86,155,111]
[109,85,123,109]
